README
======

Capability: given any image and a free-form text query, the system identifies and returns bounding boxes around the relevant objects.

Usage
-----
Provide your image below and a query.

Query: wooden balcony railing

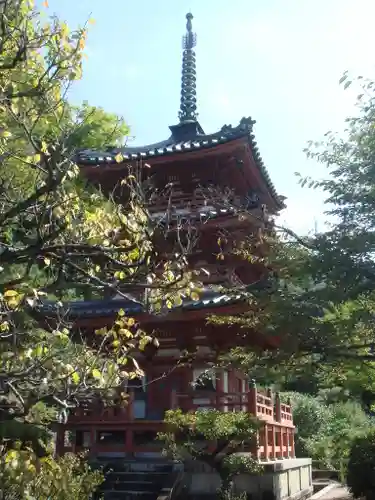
[67,387,293,426]
[60,386,295,461]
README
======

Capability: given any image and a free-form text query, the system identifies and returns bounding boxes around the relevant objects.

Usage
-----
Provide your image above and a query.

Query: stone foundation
[185,457,313,500]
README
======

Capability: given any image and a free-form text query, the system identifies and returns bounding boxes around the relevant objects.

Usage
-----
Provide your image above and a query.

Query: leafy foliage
[347,429,375,499]
[0,450,103,500]
[0,0,201,494]
[283,392,374,469]
[158,409,262,497]
[217,73,375,392]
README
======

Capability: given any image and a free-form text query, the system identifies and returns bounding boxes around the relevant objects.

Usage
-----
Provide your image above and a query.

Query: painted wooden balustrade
[58,384,295,461]
[172,385,295,461]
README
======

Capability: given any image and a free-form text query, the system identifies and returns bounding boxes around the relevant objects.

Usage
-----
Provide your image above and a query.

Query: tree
[158,409,262,499]
[213,73,375,389]
[0,0,200,493]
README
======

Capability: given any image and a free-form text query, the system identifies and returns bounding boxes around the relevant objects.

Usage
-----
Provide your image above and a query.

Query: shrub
[347,430,375,499]
[282,392,374,469]
[281,392,331,457]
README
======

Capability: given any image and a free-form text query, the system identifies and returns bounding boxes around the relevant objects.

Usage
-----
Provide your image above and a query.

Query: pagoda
[50,13,294,464]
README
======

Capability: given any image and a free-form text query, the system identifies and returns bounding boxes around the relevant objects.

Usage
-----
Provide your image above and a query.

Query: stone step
[312,469,339,481]
[103,492,157,500]
[104,482,158,492]
[103,474,168,487]
[94,461,173,473]
[104,470,170,477]
[94,460,174,500]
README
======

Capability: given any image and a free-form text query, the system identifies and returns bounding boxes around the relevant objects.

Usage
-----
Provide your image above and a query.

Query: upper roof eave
[76,117,285,210]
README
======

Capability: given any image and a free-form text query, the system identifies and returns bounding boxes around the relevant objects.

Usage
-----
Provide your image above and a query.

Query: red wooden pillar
[55,427,64,457]
[263,424,269,460]
[185,367,193,412]
[275,392,281,422]
[127,390,134,420]
[90,426,96,454]
[291,429,295,458]
[216,369,224,411]
[71,429,77,454]
[248,379,257,416]
[170,388,178,409]
[271,425,276,461]
[285,427,290,458]
[280,427,284,459]
[125,429,133,452]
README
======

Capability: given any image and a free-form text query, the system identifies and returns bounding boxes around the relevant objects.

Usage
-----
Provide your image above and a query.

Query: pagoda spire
[179,13,198,123]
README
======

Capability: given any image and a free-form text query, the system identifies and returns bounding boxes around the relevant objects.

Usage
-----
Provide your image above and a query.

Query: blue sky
[47,0,375,234]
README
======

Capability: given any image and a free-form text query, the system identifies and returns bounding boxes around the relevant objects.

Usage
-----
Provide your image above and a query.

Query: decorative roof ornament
[179,13,198,123]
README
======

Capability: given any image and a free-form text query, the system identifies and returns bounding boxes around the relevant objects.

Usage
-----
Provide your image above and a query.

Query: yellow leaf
[115,153,124,163]
[166,300,173,309]
[95,327,107,336]
[118,328,133,338]
[4,290,18,298]
[33,154,41,163]
[127,318,135,327]
[112,339,120,348]
[0,321,9,332]
[7,297,18,308]
[139,336,152,351]
[118,308,125,317]
[190,291,200,301]
[71,372,80,384]
[88,18,96,25]
[174,296,183,306]
[5,450,17,463]
[92,368,101,379]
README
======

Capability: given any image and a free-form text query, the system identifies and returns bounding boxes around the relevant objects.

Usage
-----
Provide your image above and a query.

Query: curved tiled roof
[35,290,249,320]
[34,276,276,321]
[76,117,284,209]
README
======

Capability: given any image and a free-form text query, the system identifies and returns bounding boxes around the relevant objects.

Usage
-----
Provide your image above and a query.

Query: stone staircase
[92,459,177,500]
[312,467,340,495]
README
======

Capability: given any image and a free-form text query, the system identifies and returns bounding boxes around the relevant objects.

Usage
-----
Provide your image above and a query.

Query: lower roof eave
[35,301,252,331]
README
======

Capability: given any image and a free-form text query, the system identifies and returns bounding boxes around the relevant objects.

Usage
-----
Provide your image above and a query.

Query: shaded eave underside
[76,118,285,210]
